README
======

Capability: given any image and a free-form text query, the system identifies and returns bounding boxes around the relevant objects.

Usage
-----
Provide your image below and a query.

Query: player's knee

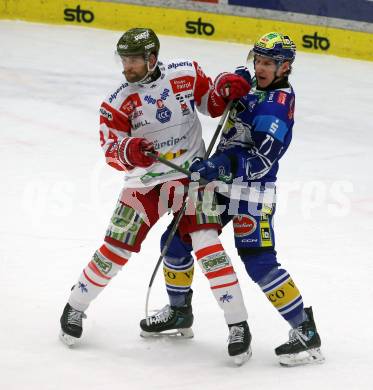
[240,251,280,283]
[160,228,193,259]
[190,228,221,252]
[93,243,131,278]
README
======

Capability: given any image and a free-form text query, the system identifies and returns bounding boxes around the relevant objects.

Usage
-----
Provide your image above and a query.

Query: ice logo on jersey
[156,106,172,123]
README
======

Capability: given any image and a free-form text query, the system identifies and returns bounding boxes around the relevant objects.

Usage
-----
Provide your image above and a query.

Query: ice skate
[140,290,194,338]
[228,321,252,366]
[59,303,87,347]
[275,307,325,367]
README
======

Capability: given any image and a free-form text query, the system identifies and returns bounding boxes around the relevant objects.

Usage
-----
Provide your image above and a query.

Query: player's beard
[123,69,147,83]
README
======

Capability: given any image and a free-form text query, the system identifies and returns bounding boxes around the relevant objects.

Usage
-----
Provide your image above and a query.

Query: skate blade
[140,327,194,339]
[232,346,252,366]
[279,348,325,367]
[59,330,79,347]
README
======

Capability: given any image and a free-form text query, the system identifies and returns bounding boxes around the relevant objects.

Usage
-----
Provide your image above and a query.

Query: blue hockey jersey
[217,77,295,184]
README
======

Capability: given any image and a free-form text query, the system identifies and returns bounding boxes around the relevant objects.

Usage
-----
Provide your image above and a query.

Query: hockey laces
[228,325,244,344]
[148,305,174,325]
[67,309,87,327]
[288,327,308,347]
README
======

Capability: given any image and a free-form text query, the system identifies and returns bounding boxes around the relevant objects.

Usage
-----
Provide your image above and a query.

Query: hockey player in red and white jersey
[59,28,252,362]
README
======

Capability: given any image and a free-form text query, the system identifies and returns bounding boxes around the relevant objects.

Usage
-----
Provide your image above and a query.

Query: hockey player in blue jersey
[140,32,324,366]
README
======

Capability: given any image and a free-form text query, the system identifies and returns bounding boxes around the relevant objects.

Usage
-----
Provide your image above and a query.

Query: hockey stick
[144,101,234,323]
[144,152,209,186]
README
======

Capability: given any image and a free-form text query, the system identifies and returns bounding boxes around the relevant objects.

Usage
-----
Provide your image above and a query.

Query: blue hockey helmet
[248,32,296,63]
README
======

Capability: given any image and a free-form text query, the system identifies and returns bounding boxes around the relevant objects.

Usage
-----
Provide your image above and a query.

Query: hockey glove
[234,66,252,86]
[214,72,251,101]
[118,137,156,168]
[189,154,232,184]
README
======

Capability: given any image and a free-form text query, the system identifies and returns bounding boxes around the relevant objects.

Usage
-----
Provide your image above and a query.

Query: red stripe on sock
[206,266,234,280]
[211,279,238,290]
[99,244,128,266]
[195,244,224,261]
[88,261,111,280]
[83,270,107,288]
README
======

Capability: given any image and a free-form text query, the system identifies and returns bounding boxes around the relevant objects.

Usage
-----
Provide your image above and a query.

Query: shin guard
[68,243,131,311]
[163,256,194,306]
[258,268,304,322]
[191,230,248,324]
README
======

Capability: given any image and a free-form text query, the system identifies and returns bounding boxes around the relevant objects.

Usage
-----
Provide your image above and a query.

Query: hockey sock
[257,267,307,327]
[68,243,132,312]
[163,255,194,307]
[191,229,248,324]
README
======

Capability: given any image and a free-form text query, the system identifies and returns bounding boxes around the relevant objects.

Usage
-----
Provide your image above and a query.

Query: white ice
[1,20,373,390]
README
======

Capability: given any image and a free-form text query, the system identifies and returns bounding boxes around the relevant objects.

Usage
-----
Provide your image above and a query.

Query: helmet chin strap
[271,60,284,84]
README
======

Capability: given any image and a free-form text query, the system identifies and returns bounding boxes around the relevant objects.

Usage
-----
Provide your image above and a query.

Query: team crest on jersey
[156,100,172,123]
[120,93,142,116]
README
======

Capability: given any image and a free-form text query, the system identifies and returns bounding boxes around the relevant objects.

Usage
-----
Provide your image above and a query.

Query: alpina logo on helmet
[134,31,149,41]
[116,28,160,59]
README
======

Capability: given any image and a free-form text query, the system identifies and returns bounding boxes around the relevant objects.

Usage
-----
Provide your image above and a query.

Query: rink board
[1,0,372,61]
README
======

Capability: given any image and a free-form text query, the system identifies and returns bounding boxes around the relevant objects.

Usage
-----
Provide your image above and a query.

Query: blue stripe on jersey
[253,114,289,143]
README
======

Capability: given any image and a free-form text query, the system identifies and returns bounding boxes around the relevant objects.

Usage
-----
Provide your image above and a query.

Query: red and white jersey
[99,59,226,188]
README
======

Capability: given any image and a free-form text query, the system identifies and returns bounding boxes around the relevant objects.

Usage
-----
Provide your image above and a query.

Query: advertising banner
[228,0,373,24]
[1,0,372,61]
[191,0,219,3]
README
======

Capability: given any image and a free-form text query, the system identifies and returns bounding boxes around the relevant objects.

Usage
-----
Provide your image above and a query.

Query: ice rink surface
[1,20,373,389]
